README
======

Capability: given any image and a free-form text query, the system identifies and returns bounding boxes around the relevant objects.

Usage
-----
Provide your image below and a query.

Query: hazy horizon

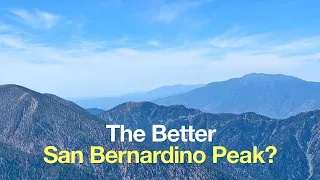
[0,72,318,99]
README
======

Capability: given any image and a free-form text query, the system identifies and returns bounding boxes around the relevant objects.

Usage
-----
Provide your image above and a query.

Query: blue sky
[0,0,320,97]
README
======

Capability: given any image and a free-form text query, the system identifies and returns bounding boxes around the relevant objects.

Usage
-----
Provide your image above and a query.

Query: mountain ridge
[154,73,320,118]
[99,101,320,179]
[0,85,232,179]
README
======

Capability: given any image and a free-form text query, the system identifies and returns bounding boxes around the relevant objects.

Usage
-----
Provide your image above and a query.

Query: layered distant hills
[155,73,320,118]
[75,73,320,119]
[75,84,204,110]
[0,84,320,179]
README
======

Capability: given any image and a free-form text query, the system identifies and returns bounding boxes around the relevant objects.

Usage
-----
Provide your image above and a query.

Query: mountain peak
[0,84,43,104]
[111,101,201,113]
[155,73,320,119]
[112,101,157,110]
[0,84,36,92]
[241,73,302,81]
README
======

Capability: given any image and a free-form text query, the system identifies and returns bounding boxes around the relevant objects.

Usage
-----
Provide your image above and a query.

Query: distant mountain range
[76,73,320,119]
[1,84,319,179]
[155,73,320,118]
[75,84,204,110]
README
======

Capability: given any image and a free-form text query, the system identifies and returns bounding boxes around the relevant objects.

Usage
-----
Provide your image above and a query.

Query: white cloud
[0,24,10,32]
[147,0,209,24]
[273,36,320,51]
[0,35,24,48]
[208,34,267,48]
[8,9,60,29]
[147,40,160,47]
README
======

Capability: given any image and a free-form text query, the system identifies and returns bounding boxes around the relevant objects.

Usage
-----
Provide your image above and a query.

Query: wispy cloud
[0,24,10,32]
[147,0,210,24]
[8,9,61,29]
[0,25,320,97]
[273,36,320,52]
[147,40,160,47]
[0,34,25,49]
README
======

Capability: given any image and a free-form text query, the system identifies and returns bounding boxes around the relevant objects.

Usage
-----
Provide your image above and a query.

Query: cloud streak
[0,25,320,97]
[146,0,211,24]
[147,40,160,47]
[8,9,61,29]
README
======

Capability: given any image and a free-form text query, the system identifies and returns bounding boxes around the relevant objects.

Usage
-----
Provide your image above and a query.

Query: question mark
[265,146,277,163]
